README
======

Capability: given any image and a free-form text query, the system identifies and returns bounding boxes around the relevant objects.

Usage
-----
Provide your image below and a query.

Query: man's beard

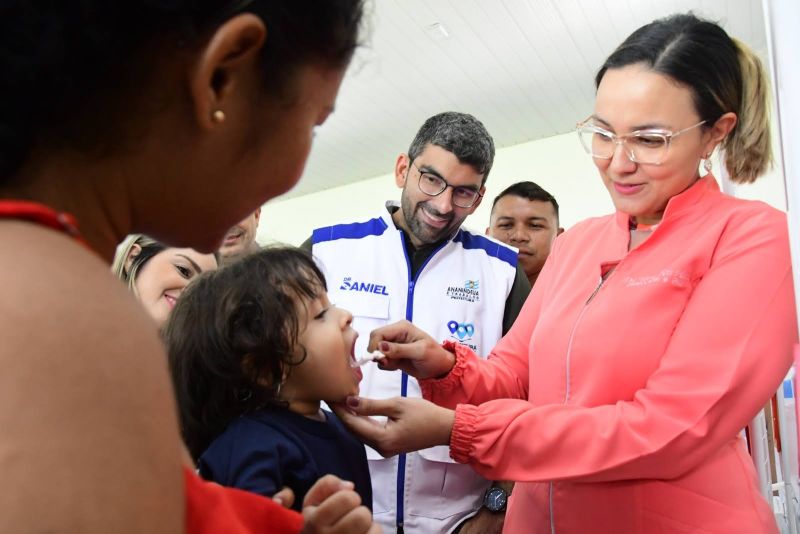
[401,190,457,245]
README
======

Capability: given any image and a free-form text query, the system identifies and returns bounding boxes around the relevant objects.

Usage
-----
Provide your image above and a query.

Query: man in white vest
[303,112,530,534]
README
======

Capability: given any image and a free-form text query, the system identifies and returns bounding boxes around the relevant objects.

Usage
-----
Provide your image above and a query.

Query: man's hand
[331,396,455,457]
[457,508,505,534]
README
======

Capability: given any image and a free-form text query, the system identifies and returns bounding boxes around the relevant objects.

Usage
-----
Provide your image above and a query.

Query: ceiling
[289,0,767,199]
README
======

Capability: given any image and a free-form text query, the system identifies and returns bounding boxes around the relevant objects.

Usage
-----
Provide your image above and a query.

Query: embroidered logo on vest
[447,320,475,340]
[446,279,480,303]
[447,320,478,351]
[340,276,389,295]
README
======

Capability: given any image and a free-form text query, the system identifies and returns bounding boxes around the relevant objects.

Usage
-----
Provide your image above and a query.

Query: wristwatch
[483,485,508,512]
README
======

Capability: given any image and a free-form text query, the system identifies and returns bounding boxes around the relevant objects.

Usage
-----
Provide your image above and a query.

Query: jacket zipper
[550,273,610,534]
[396,232,449,532]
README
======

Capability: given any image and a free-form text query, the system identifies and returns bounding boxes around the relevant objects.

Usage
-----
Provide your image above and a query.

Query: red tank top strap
[184,467,303,534]
[0,199,90,249]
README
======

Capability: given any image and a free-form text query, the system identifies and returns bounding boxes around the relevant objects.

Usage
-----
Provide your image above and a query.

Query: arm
[0,229,184,533]
[335,251,558,456]
[450,214,797,483]
[458,510,505,534]
[457,480,513,534]
[465,263,527,533]
[419,238,560,407]
[337,240,569,464]
[369,244,557,406]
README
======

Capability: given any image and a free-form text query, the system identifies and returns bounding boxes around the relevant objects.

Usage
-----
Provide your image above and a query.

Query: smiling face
[394,144,485,247]
[488,195,559,284]
[280,290,361,416]
[219,208,261,261]
[592,64,717,225]
[133,248,217,328]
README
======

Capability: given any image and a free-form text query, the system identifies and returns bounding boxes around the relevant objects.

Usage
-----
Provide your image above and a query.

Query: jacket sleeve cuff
[420,340,471,399]
[449,403,480,464]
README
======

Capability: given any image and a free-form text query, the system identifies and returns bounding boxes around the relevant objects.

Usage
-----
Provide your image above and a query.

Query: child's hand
[272,486,295,509]
[301,474,380,533]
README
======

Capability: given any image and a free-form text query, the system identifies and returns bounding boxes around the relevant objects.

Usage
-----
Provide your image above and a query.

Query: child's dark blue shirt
[198,406,372,512]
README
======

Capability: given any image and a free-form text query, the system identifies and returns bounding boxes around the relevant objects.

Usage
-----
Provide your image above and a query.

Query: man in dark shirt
[487,181,563,287]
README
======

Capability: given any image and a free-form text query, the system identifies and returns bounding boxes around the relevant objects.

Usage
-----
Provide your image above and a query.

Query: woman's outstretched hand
[368,320,456,380]
[331,396,455,458]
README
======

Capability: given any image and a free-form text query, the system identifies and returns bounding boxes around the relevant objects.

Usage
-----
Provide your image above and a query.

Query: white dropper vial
[353,351,386,367]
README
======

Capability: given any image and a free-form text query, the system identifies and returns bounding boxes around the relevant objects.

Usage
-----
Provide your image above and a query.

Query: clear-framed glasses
[576,116,706,165]
[411,161,483,208]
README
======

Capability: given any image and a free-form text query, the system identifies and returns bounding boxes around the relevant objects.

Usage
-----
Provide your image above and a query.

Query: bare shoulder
[0,223,183,533]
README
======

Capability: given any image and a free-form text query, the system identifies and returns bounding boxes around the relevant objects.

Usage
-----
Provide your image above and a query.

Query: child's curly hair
[164,246,326,460]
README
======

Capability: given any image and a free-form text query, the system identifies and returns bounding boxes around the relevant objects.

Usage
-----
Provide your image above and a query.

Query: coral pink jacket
[421,176,797,533]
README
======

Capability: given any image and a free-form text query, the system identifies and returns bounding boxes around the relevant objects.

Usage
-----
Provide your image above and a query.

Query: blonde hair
[111,234,165,294]
[722,39,772,184]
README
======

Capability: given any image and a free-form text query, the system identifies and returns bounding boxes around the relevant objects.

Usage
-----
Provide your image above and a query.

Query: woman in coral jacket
[335,13,798,534]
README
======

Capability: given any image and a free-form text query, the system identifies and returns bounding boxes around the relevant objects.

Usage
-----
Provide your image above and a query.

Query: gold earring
[212,110,226,123]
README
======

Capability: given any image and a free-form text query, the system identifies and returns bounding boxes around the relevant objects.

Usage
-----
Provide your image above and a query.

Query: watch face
[484,487,507,512]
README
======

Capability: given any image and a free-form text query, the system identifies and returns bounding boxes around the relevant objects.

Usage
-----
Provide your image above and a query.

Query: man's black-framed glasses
[411,161,483,208]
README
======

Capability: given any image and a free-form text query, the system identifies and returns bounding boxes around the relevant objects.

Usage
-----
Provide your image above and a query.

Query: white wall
[258,131,786,246]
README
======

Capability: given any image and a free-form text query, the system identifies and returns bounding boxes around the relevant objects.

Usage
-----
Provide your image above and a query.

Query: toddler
[164,247,371,511]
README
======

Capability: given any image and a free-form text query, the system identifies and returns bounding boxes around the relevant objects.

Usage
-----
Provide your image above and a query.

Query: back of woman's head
[0,0,364,182]
[163,246,326,460]
[595,12,771,183]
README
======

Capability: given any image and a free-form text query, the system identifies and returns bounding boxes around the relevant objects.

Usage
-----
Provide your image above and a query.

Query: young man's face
[395,144,485,247]
[488,195,559,283]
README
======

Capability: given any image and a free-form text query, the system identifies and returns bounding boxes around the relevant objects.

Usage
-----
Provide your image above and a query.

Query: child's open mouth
[349,335,363,384]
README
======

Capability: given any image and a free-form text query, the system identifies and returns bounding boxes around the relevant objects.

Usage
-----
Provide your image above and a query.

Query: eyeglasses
[576,117,706,165]
[411,161,483,208]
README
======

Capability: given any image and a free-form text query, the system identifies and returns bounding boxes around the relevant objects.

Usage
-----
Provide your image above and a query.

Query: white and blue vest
[311,202,518,533]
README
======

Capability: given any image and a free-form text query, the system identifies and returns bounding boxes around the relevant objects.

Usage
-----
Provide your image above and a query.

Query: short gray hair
[408,112,495,184]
